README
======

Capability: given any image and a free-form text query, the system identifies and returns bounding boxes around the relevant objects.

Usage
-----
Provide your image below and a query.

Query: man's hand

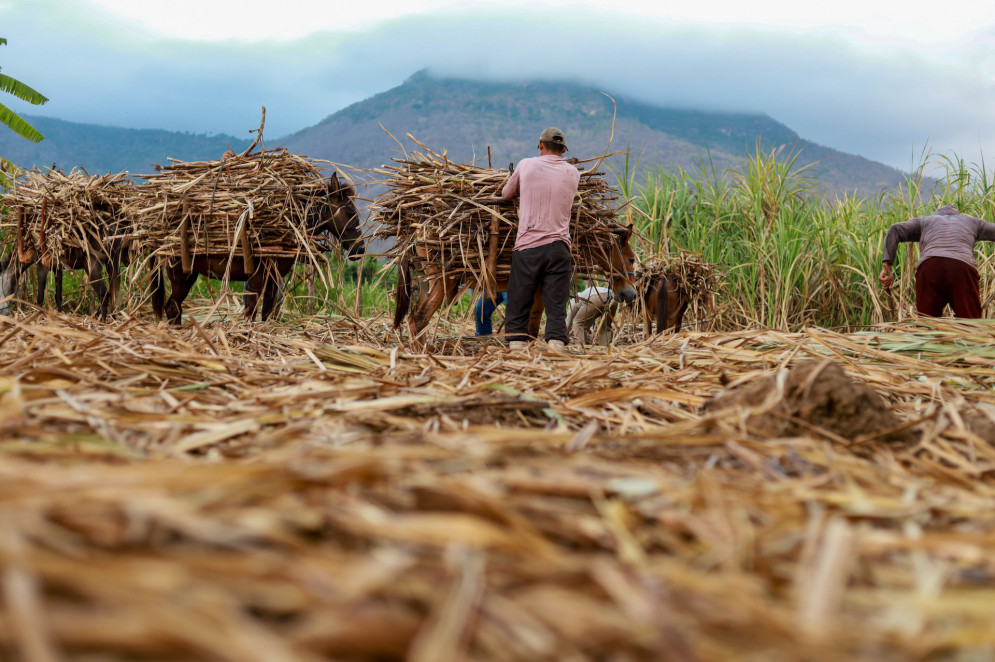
[479,197,513,206]
[879,262,894,290]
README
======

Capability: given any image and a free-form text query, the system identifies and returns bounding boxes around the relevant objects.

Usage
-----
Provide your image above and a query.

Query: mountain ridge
[0,71,914,200]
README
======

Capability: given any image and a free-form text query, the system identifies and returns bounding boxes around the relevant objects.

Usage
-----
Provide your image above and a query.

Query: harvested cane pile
[3,313,995,659]
[371,137,628,301]
[130,148,339,265]
[1,167,133,268]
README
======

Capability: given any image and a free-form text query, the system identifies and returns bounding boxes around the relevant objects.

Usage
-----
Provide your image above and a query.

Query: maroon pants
[915,256,982,318]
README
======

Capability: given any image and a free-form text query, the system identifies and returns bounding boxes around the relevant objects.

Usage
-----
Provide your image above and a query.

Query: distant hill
[277,71,915,200]
[0,72,916,199]
[0,115,251,177]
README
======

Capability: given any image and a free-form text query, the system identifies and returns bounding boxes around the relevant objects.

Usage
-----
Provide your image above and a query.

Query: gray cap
[539,127,567,148]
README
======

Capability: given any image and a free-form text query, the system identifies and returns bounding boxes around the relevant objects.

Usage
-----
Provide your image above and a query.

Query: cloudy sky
[2,0,994,171]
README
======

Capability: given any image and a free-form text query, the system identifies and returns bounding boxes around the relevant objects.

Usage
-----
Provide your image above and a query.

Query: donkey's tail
[656,275,672,334]
[392,259,412,329]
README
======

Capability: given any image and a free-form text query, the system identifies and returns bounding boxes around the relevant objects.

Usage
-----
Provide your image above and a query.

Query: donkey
[0,202,129,319]
[393,226,639,344]
[643,274,689,334]
[151,173,363,324]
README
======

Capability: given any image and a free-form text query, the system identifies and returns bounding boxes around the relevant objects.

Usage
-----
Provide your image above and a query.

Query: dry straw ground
[2,309,995,661]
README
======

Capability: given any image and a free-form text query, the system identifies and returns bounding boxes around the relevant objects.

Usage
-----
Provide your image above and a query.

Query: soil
[960,404,995,443]
[703,360,913,442]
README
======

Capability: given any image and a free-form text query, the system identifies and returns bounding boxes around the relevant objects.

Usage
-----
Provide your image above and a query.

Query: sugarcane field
[3,119,995,662]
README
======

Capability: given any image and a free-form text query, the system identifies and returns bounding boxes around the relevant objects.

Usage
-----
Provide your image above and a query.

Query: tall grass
[621,147,995,330]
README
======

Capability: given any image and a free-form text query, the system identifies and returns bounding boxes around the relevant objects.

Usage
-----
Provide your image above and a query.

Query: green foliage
[1,37,48,189]
[626,145,995,330]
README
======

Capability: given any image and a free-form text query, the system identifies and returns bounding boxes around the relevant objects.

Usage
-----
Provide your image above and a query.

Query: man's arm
[501,168,521,201]
[976,218,995,243]
[879,218,922,290]
[881,218,922,264]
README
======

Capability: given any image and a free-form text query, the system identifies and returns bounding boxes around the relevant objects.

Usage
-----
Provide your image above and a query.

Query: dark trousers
[505,241,572,343]
[915,256,982,318]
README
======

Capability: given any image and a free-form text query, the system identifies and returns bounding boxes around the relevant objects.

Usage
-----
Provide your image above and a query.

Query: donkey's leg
[0,259,28,315]
[657,278,672,334]
[0,257,10,316]
[260,261,292,322]
[35,261,49,308]
[406,275,461,349]
[260,281,281,322]
[107,257,122,316]
[527,288,544,338]
[244,266,267,322]
[673,295,689,333]
[408,276,448,339]
[259,270,280,322]
[151,268,166,320]
[53,265,67,312]
[166,269,198,325]
[89,261,110,320]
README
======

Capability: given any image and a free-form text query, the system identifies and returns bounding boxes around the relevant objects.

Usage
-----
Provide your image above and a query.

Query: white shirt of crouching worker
[566,286,618,346]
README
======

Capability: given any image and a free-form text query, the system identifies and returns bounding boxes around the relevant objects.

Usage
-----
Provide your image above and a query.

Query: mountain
[1,72,914,199]
[277,71,913,200]
[0,116,251,177]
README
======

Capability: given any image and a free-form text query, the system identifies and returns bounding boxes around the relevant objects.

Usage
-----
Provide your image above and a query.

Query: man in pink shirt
[501,127,581,351]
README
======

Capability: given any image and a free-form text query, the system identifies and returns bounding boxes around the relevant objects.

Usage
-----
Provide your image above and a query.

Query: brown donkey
[151,174,363,324]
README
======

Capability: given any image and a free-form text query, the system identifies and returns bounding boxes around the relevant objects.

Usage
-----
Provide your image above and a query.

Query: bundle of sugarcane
[130,148,338,263]
[1,167,133,268]
[370,137,628,300]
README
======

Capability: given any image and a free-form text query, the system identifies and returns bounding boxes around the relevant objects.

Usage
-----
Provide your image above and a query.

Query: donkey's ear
[330,171,340,190]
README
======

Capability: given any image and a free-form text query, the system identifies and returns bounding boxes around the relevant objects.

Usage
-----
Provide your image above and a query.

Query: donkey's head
[320,172,364,260]
[607,225,638,304]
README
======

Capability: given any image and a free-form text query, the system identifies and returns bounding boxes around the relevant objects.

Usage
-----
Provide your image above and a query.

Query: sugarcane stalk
[239,220,255,274]
[306,264,317,315]
[179,199,192,274]
[16,206,31,265]
[354,256,364,318]
[39,197,52,269]
[485,207,499,302]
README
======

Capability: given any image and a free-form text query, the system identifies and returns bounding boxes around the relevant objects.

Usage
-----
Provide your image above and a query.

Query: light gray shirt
[882,204,995,269]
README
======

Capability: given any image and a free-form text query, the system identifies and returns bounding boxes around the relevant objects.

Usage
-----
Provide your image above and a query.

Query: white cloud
[3,0,994,171]
[78,0,995,48]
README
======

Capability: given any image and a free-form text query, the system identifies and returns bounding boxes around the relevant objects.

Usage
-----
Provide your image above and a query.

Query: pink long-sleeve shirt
[501,154,581,251]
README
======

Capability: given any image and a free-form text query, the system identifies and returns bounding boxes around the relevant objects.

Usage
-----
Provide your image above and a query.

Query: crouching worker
[879,204,995,318]
[567,286,616,346]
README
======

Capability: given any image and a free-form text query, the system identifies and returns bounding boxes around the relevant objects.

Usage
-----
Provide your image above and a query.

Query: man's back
[884,204,995,268]
[503,154,580,251]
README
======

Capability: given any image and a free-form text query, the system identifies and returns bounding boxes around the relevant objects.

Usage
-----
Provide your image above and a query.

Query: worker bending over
[567,286,616,346]
[880,204,995,318]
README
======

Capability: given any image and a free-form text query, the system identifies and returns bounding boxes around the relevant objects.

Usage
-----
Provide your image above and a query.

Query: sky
[2,0,994,172]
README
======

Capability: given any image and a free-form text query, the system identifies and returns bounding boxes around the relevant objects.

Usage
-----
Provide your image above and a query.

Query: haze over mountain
[1,72,915,200]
